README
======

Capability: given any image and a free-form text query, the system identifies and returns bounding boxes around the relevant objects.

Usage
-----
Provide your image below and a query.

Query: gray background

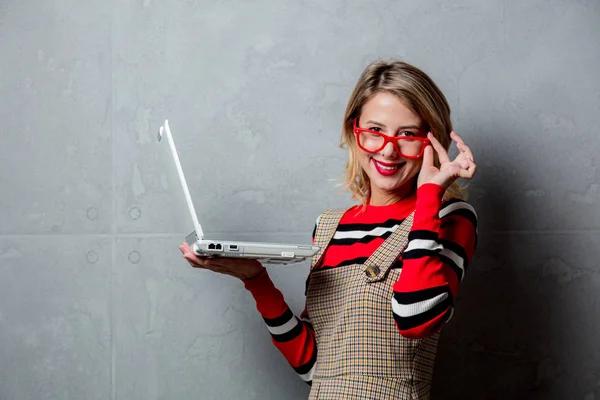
[1,0,598,399]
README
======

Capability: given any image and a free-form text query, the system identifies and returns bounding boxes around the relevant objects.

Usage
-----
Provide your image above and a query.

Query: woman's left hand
[417,131,477,189]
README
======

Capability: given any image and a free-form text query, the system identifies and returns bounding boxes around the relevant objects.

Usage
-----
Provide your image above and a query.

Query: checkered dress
[306,208,440,400]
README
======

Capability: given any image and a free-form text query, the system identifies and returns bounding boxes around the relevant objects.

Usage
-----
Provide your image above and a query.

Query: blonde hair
[339,60,466,203]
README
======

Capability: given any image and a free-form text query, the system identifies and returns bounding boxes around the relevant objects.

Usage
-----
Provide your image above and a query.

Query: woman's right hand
[179,242,265,281]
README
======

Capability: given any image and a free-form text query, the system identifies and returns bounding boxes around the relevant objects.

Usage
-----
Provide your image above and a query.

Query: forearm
[392,184,477,338]
[244,270,317,384]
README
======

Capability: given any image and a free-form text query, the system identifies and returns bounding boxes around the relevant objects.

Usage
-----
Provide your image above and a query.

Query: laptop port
[215,244,223,251]
[228,245,239,251]
[208,243,216,250]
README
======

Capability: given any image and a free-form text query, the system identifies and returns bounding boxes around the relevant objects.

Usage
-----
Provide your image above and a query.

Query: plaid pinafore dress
[306,208,440,400]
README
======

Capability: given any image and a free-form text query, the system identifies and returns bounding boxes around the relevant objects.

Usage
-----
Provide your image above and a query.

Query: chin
[369,166,420,194]
[370,175,408,192]
[374,182,408,194]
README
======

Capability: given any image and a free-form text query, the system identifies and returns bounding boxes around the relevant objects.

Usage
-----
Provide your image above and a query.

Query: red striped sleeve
[243,270,317,384]
[392,183,478,339]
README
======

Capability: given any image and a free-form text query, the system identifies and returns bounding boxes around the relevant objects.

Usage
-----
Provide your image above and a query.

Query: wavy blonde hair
[339,60,466,203]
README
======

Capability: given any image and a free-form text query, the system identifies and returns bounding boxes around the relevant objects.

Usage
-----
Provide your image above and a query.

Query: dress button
[365,265,380,278]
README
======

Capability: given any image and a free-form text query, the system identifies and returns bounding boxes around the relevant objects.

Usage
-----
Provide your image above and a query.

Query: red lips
[372,159,405,176]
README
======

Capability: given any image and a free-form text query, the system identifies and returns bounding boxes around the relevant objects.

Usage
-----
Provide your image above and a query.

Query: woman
[179,60,478,399]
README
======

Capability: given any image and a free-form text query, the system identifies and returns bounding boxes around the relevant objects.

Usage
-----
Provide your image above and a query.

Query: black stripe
[438,238,469,272]
[393,284,450,304]
[442,207,478,230]
[389,259,403,269]
[293,345,317,376]
[330,230,394,246]
[408,230,439,241]
[271,319,304,343]
[438,252,465,281]
[403,248,464,281]
[263,308,294,328]
[393,295,452,331]
[311,223,317,240]
[440,201,478,247]
[335,218,405,232]
[403,247,440,259]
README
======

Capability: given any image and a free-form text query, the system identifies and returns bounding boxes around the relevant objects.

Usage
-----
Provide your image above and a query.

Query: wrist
[240,264,266,281]
[242,266,270,290]
[414,183,444,231]
[417,183,445,200]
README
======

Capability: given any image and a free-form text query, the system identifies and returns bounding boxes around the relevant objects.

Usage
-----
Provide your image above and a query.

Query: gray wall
[1,1,598,399]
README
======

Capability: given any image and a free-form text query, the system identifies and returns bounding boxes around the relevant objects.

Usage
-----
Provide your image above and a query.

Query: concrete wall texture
[1,0,598,399]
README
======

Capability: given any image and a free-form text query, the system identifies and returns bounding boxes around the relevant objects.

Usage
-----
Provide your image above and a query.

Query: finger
[421,143,434,168]
[450,131,464,144]
[428,133,451,164]
[456,142,475,162]
[180,242,192,252]
[183,250,211,265]
[183,254,205,267]
[454,158,470,170]
[451,131,469,148]
[452,132,475,162]
[458,161,477,179]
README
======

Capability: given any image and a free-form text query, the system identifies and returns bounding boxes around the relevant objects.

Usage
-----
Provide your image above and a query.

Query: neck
[369,182,415,206]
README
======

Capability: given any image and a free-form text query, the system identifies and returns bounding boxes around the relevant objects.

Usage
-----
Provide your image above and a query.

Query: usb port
[228,245,239,251]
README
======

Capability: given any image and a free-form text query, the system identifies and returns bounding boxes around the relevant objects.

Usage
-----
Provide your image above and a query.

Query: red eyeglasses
[353,119,430,159]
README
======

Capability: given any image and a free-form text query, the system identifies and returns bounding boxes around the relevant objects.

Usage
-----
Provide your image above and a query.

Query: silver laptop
[157,119,319,265]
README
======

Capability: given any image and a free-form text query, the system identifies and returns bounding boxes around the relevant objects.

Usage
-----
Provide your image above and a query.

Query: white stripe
[439,201,477,220]
[392,292,448,318]
[333,225,399,240]
[405,239,467,280]
[404,238,443,252]
[446,306,455,323]
[439,247,466,280]
[266,316,299,336]
[298,362,316,382]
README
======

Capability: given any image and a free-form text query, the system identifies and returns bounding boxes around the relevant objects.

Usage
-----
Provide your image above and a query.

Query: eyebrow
[364,120,421,130]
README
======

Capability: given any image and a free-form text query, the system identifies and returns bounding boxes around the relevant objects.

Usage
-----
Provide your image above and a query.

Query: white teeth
[374,160,403,170]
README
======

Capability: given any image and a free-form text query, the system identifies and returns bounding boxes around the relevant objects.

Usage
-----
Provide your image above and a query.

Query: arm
[244,271,317,385]
[178,241,318,384]
[392,183,478,339]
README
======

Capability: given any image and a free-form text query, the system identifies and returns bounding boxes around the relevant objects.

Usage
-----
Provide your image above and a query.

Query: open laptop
[157,119,319,265]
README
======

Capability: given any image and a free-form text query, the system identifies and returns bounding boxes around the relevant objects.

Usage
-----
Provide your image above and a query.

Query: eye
[399,131,416,137]
[368,127,383,133]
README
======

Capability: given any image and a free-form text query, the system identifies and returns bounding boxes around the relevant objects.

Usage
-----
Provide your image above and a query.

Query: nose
[379,141,397,158]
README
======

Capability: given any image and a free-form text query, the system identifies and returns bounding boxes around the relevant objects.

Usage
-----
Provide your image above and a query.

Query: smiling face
[355,91,428,205]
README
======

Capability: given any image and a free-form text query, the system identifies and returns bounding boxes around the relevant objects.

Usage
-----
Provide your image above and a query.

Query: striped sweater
[244,183,478,384]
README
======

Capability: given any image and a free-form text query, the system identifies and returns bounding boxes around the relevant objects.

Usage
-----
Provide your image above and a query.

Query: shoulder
[314,206,356,227]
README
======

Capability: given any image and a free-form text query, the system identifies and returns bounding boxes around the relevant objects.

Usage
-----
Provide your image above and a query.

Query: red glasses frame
[353,119,430,159]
